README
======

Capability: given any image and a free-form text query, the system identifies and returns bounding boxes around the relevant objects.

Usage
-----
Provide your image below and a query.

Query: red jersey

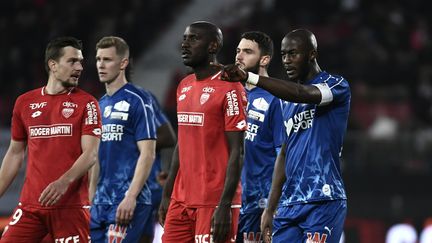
[173,72,247,207]
[11,87,101,209]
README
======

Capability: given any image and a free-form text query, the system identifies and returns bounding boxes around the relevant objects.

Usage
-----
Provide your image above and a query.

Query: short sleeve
[131,94,157,141]
[223,84,247,131]
[81,98,102,137]
[313,77,350,106]
[11,98,27,141]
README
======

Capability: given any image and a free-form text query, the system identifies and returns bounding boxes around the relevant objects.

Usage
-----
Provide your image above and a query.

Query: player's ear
[48,59,57,72]
[208,41,218,54]
[120,58,129,70]
[260,55,271,67]
[309,49,317,61]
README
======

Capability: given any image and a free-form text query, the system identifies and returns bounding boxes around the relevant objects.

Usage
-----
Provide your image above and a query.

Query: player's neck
[193,60,219,80]
[105,77,127,96]
[45,80,72,95]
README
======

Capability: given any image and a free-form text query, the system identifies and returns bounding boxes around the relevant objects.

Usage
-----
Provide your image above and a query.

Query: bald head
[285,29,317,53]
[189,21,223,53]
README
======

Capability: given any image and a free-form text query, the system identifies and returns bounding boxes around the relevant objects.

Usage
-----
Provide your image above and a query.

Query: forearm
[88,161,100,202]
[126,150,155,198]
[219,131,243,206]
[0,149,24,197]
[218,149,242,206]
[59,135,99,184]
[256,76,321,104]
[266,146,287,213]
[162,144,179,199]
[60,149,98,184]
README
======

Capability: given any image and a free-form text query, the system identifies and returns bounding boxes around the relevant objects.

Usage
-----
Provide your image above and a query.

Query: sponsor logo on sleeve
[226,90,240,116]
[92,128,102,136]
[236,120,246,129]
[177,112,204,126]
[85,101,99,125]
[29,124,73,138]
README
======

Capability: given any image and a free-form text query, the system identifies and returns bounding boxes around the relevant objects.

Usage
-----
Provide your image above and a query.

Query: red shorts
[162,199,240,243]
[0,204,90,243]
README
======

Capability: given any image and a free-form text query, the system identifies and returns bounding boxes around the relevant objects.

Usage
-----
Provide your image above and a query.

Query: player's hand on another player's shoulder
[211,204,232,243]
[210,62,248,84]
[116,195,137,225]
[260,208,274,243]
[38,178,70,207]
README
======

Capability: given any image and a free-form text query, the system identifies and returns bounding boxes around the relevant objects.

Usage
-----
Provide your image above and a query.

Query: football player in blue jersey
[234,31,284,243]
[140,93,176,243]
[217,29,350,243]
[89,36,158,243]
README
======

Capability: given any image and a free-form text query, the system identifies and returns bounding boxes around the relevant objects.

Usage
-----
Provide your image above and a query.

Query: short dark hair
[241,31,273,59]
[44,37,82,73]
[190,21,223,53]
[95,36,130,58]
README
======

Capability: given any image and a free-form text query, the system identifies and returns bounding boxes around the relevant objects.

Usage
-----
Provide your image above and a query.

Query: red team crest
[200,93,210,104]
[62,108,74,118]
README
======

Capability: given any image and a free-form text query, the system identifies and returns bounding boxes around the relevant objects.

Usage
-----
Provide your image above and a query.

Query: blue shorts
[90,204,152,243]
[236,210,263,243]
[273,200,346,243]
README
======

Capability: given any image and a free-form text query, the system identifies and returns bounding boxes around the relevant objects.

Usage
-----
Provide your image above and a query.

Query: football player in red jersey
[0,37,101,243]
[159,21,248,243]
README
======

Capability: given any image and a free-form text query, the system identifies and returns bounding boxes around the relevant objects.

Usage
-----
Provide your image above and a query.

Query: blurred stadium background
[1,0,432,242]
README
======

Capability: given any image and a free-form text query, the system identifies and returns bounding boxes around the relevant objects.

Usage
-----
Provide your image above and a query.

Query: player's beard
[61,78,79,88]
[245,61,260,74]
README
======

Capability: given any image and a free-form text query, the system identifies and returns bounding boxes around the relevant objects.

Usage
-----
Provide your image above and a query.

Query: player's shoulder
[15,87,44,105]
[70,88,98,103]
[212,73,245,91]
[179,73,195,86]
[318,71,349,86]
[122,83,154,105]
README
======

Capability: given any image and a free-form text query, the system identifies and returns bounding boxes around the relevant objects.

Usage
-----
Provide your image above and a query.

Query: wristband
[246,72,259,85]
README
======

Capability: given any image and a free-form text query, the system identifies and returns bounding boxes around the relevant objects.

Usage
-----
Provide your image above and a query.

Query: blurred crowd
[0,0,189,126]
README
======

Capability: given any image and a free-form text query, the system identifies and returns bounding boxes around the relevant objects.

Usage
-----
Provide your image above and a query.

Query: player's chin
[63,80,78,88]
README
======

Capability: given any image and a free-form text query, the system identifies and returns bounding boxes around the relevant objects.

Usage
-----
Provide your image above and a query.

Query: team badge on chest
[62,108,74,118]
[200,93,210,105]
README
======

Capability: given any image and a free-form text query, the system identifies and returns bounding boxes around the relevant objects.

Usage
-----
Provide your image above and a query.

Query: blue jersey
[241,87,284,213]
[94,83,157,205]
[145,92,170,205]
[280,71,350,206]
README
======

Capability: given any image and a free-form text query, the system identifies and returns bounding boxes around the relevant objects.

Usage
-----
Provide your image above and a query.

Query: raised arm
[0,140,26,198]
[217,63,322,104]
